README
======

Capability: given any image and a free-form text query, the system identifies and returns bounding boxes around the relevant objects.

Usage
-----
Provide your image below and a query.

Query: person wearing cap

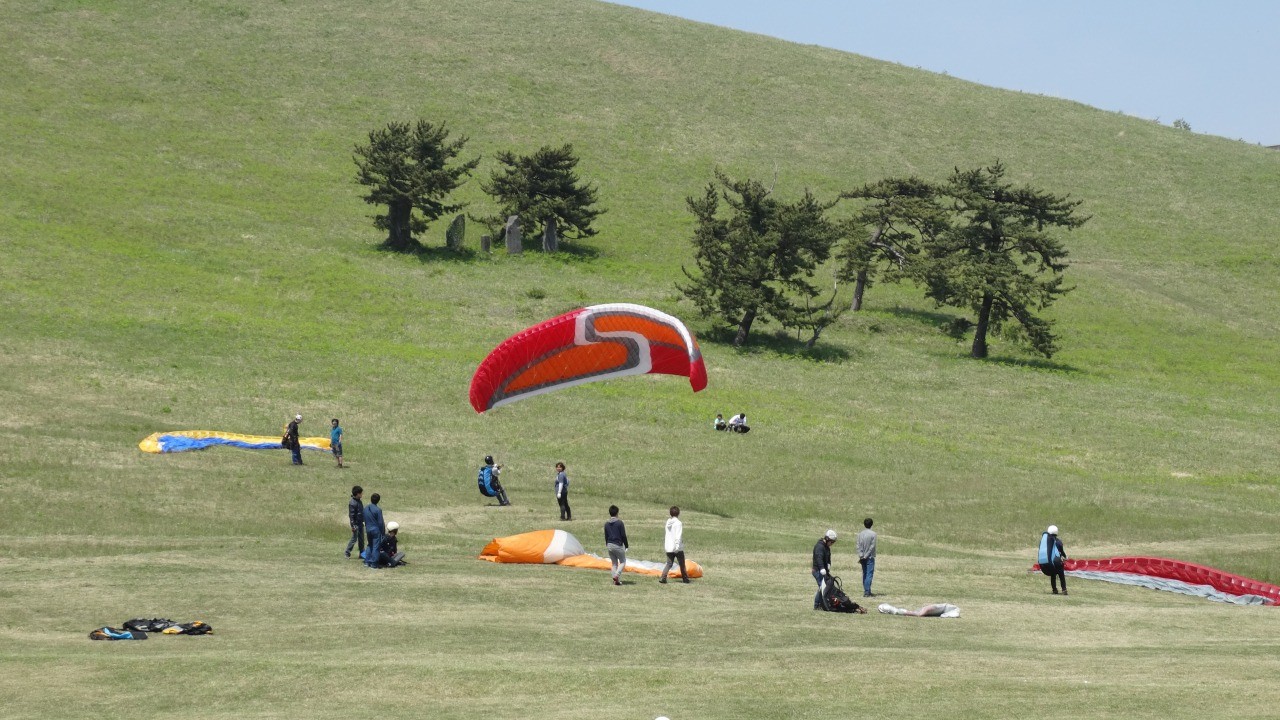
[1037,525,1069,595]
[286,414,303,465]
[363,493,385,568]
[812,529,837,609]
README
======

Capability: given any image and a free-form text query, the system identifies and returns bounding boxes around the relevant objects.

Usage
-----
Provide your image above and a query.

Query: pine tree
[922,162,1087,358]
[476,144,603,248]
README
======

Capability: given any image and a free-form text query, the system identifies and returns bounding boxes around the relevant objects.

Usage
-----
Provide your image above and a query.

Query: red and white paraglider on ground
[1033,556,1280,605]
[470,303,707,412]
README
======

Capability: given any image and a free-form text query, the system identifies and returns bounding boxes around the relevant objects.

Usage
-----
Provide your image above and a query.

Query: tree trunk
[386,200,414,251]
[971,291,994,358]
[851,269,868,311]
[733,307,758,347]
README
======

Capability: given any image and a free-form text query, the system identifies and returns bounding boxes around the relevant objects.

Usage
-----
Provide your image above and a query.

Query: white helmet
[1047,525,1058,535]
[386,521,400,533]
[295,414,303,421]
[825,529,838,541]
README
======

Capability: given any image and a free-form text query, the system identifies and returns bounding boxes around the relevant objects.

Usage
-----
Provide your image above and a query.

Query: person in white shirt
[728,413,750,434]
[659,506,690,584]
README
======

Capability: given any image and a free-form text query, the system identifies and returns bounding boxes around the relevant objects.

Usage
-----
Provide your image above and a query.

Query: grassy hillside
[2,1,1278,718]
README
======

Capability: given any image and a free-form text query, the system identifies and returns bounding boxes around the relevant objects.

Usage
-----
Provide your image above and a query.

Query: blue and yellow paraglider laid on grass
[139,430,331,454]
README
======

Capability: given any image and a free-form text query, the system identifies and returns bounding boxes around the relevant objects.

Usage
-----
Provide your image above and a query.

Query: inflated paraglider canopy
[470,303,707,412]
[480,529,703,579]
[1031,556,1280,606]
[139,430,331,454]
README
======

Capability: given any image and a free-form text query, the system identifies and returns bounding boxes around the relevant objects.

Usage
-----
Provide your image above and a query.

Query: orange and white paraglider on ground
[480,529,703,579]
[470,303,707,412]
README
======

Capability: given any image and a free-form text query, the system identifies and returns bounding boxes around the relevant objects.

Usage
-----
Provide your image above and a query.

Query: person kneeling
[375,522,407,568]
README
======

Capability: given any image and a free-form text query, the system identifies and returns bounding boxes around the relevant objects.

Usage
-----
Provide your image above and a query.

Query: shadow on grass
[702,327,851,363]
[982,354,1085,374]
[882,305,957,328]
[376,240,602,264]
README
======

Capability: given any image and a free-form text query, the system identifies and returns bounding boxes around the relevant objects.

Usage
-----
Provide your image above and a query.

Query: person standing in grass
[1038,525,1069,595]
[345,485,364,559]
[330,418,344,468]
[659,506,689,584]
[554,462,571,521]
[363,493,385,568]
[286,414,303,465]
[856,517,877,598]
[604,505,628,586]
[812,529,837,609]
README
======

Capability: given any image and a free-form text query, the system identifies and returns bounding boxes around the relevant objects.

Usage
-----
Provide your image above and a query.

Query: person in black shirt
[812,529,837,609]
[286,414,303,465]
[604,505,629,586]
[345,486,364,559]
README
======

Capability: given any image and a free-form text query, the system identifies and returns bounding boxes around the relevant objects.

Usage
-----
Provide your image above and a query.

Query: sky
[606,1,1279,146]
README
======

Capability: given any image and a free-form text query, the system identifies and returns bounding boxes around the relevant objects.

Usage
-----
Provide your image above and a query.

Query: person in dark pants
[376,522,405,567]
[659,506,689,584]
[286,414,303,465]
[812,529,837,609]
[1038,525,1069,595]
[856,517,877,598]
[554,462,571,521]
[363,493,385,568]
[478,456,510,506]
[604,505,628,586]
[345,486,364,559]
[330,418,344,468]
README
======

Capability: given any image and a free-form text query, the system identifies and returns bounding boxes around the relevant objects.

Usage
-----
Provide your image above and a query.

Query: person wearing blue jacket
[604,505,628,586]
[363,493,386,568]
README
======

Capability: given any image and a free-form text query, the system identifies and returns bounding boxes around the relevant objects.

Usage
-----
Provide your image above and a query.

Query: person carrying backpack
[1038,525,1069,595]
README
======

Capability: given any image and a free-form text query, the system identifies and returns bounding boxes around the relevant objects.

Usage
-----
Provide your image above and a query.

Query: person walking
[604,505,629,586]
[856,517,877,598]
[1038,525,1069,595]
[330,418,344,468]
[659,506,690,584]
[286,414,303,465]
[812,529,837,609]
[363,493,385,568]
[344,485,364,559]
[554,462,571,521]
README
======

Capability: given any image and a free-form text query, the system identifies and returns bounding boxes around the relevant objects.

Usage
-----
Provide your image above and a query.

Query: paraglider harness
[477,464,509,505]
[1037,532,1064,575]
[819,575,866,614]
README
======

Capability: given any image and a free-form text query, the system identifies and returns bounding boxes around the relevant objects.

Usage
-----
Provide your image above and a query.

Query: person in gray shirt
[856,517,877,598]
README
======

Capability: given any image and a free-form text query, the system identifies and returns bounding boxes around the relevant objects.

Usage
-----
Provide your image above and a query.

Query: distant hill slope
[1,0,1276,559]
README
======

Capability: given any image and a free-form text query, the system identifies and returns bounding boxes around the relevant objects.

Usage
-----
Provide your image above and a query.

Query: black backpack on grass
[820,576,864,614]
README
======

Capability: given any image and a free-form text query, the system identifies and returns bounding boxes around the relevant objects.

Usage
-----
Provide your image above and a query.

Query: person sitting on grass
[713,413,727,431]
[376,522,406,568]
[728,413,750,434]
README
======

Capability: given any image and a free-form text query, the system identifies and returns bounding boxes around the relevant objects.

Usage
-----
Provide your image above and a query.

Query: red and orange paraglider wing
[470,303,707,413]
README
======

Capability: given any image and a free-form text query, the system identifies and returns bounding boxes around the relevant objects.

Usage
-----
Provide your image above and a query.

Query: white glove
[819,568,827,576]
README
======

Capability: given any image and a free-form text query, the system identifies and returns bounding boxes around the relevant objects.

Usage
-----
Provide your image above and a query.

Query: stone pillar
[504,215,522,255]
[480,234,491,253]
[445,214,465,250]
[542,216,559,252]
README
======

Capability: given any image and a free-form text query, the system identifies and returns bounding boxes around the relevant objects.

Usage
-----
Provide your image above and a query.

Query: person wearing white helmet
[285,414,304,465]
[1037,524,1069,595]
[376,521,405,567]
[812,529,838,609]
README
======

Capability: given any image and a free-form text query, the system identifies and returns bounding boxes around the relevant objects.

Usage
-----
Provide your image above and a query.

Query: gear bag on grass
[819,576,864,614]
[89,627,147,640]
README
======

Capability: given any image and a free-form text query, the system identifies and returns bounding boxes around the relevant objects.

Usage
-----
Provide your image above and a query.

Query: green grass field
[2,1,1278,718]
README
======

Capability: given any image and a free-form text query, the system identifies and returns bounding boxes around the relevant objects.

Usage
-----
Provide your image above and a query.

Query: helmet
[484,455,494,465]
[295,414,303,421]
[1047,525,1058,535]
[386,521,399,533]
[825,529,838,541]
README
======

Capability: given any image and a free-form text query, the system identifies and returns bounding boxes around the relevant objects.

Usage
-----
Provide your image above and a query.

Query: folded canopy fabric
[479,529,703,579]
[1032,556,1280,606]
[139,430,331,454]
